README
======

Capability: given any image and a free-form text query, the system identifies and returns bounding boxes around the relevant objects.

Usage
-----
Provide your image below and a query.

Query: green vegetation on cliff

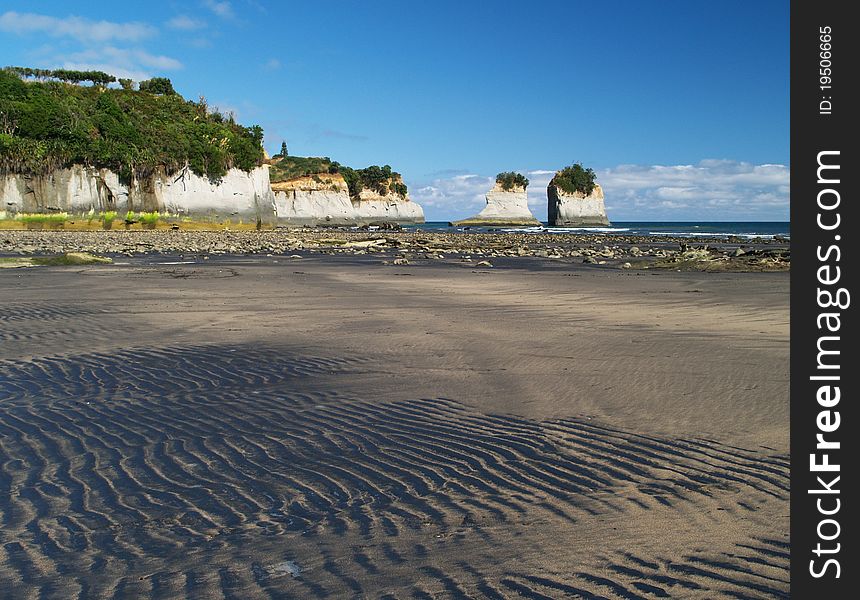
[496,171,529,191]
[0,68,264,182]
[269,156,408,199]
[553,163,597,196]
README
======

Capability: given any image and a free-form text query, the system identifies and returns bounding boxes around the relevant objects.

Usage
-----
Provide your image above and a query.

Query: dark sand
[0,255,789,598]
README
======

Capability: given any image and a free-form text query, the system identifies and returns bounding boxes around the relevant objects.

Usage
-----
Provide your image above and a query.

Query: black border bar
[791,1,857,595]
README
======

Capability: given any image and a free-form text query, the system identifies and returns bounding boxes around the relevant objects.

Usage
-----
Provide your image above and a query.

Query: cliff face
[451,183,541,227]
[1,165,276,225]
[273,174,355,226]
[274,173,424,226]
[1,165,425,227]
[547,181,610,227]
[353,175,424,225]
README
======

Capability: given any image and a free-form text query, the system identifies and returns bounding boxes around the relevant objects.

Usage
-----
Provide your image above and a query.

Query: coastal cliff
[270,160,424,227]
[353,174,425,225]
[1,69,425,229]
[451,181,540,227]
[547,172,610,227]
[1,165,276,225]
[272,173,354,226]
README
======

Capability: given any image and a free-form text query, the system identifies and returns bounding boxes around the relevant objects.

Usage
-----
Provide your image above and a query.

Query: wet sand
[0,255,789,598]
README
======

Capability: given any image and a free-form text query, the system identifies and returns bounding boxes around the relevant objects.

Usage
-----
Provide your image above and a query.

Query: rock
[583,256,598,264]
[547,176,610,227]
[1,164,276,226]
[344,239,388,249]
[622,262,632,269]
[733,248,747,257]
[475,260,493,267]
[272,173,424,227]
[393,258,409,265]
[678,248,713,261]
[451,182,541,227]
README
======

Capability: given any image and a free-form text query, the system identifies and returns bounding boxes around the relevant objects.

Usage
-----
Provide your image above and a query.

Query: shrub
[16,212,68,229]
[139,211,160,228]
[138,77,176,95]
[269,156,408,198]
[495,171,529,191]
[553,163,597,196]
[102,211,117,226]
[0,69,264,182]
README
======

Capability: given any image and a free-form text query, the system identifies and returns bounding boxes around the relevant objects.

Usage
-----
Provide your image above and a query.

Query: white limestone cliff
[451,182,541,227]
[273,173,424,227]
[1,164,276,225]
[272,174,355,226]
[547,180,610,227]
[1,164,426,227]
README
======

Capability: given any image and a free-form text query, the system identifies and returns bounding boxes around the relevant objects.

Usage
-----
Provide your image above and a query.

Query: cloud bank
[0,11,155,43]
[1,11,183,82]
[411,160,789,222]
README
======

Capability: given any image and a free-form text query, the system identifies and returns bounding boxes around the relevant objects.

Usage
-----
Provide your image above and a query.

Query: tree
[118,78,134,91]
[280,141,288,157]
[88,71,117,87]
[138,77,176,95]
[553,163,597,196]
[1,66,264,180]
[495,171,529,191]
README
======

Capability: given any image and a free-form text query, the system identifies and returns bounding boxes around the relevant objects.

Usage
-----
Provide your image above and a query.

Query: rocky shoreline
[0,229,790,271]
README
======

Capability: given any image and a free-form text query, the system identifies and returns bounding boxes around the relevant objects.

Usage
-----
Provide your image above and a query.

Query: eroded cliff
[273,172,424,227]
[1,165,276,226]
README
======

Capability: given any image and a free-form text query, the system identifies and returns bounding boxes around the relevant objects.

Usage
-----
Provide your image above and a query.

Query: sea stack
[451,173,541,227]
[547,165,610,227]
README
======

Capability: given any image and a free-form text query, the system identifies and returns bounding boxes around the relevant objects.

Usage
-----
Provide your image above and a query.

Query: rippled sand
[0,256,789,598]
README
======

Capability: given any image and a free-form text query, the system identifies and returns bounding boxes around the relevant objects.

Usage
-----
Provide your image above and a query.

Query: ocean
[403,221,790,239]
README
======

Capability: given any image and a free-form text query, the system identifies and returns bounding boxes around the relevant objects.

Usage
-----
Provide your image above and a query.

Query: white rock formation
[452,182,540,226]
[1,164,426,227]
[273,174,425,226]
[1,164,276,225]
[354,183,425,225]
[547,180,610,227]
[273,174,355,226]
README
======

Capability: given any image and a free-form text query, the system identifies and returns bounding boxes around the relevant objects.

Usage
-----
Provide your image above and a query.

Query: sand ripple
[0,343,788,598]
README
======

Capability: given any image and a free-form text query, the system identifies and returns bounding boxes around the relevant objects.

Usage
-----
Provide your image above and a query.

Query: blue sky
[1,1,789,221]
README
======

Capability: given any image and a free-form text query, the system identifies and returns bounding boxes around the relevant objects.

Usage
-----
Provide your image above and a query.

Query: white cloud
[167,15,206,30]
[64,47,182,71]
[411,160,790,221]
[203,0,234,18]
[54,46,182,81]
[0,11,155,43]
[59,63,150,83]
[598,161,790,219]
[413,174,493,216]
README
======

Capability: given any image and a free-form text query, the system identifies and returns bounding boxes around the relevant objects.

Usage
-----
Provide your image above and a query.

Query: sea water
[401,221,790,239]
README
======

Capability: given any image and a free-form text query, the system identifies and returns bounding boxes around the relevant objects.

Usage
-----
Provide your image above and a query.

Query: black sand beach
[0,245,789,598]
